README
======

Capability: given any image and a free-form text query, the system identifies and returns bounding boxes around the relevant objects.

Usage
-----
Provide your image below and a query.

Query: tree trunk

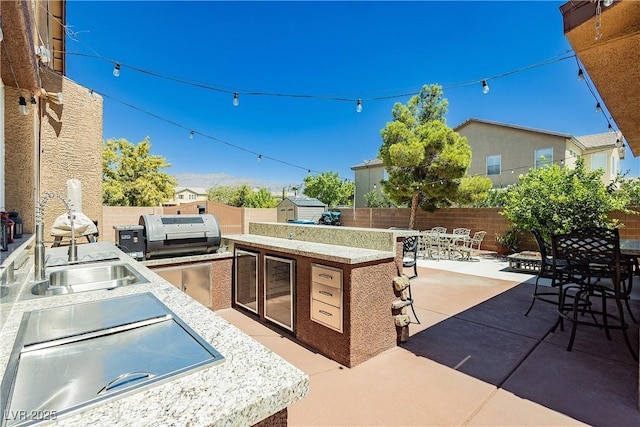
[409,193,419,230]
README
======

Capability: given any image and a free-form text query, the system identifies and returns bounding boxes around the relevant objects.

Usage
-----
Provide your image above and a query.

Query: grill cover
[139,214,221,259]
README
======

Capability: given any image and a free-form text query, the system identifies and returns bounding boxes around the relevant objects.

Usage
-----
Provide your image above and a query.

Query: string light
[356,99,362,113]
[482,80,489,94]
[233,92,239,107]
[18,96,28,115]
[189,130,194,139]
[257,154,262,162]
[63,49,574,105]
[595,102,602,113]
[577,68,584,81]
[608,123,613,132]
[112,63,121,77]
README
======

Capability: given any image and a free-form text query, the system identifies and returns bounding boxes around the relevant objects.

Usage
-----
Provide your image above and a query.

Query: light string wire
[39,7,625,188]
[61,50,577,103]
[43,62,625,192]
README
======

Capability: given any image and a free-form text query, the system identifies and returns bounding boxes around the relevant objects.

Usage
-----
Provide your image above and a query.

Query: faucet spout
[34,192,77,282]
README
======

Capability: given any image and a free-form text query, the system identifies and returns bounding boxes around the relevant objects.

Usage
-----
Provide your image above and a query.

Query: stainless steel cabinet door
[183,264,211,308]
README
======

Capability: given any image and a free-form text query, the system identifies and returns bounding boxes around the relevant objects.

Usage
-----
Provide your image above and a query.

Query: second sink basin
[31,263,149,296]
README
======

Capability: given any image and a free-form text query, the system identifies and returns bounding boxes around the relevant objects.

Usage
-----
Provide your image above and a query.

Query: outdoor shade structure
[560,0,640,156]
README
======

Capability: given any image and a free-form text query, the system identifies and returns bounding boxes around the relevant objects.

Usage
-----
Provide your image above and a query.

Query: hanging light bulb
[113,63,121,77]
[482,80,490,94]
[577,68,585,81]
[18,96,28,115]
[233,92,239,107]
[189,130,194,139]
[356,99,363,113]
[603,0,613,6]
[608,123,613,132]
[257,154,262,162]
[595,102,602,113]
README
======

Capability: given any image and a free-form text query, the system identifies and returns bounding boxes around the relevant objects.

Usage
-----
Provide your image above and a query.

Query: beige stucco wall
[457,121,569,187]
[38,72,103,236]
[354,164,384,207]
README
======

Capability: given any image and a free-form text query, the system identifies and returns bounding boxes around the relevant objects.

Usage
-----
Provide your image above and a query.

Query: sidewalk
[216,254,640,426]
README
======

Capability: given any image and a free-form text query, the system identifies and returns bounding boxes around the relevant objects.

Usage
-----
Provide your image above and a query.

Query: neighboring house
[350,159,386,208]
[277,197,326,223]
[165,187,208,205]
[351,118,625,198]
[455,118,624,187]
[1,0,104,234]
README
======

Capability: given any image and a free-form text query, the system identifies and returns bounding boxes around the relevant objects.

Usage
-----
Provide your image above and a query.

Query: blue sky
[64,1,639,187]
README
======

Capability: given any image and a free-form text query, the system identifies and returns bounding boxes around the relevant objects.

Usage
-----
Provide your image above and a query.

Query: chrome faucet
[34,192,76,282]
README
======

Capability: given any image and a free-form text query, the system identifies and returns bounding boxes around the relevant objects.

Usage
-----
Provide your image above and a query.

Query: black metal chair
[524,229,568,316]
[551,227,637,360]
[402,235,419,279]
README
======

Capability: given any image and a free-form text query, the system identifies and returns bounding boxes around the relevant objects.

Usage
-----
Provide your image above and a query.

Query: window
[189,194,196,200]
[486,155,501,175]
[178,194,184,200]
[535,148,553,169]
[591,153,606,172]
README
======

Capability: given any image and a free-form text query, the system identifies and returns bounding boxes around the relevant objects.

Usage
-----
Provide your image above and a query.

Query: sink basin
[1,293,225,426]
[31,263,149,296]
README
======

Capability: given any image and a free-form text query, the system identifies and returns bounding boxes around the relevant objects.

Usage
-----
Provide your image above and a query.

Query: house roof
[281,197,326,207]
[175,186,208,195]
[454,118,574,139]
[574,132,620,150]
[351,159,384,170]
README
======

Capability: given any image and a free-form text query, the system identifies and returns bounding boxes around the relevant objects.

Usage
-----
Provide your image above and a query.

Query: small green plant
[495,230,520,254]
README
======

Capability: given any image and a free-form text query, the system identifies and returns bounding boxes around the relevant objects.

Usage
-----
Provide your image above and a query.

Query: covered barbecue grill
[139,214,221,259]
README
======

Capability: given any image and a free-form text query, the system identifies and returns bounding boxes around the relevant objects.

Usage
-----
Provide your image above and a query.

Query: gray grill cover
[139,214,221,259]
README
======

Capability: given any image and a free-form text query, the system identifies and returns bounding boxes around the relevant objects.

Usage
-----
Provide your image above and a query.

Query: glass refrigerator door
[234,249,259,313]
[264,256,295,331]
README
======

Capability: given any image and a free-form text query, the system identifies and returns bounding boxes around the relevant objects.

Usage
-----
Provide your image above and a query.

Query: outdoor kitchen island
[0,240,308,427]
[224,223,414,368]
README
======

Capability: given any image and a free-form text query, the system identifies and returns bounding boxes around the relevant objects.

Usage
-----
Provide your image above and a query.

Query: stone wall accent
[4,86,36,234]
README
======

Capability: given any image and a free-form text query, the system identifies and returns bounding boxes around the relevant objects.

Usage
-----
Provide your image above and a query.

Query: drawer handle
[319,290,333,297]
[319,273,333,280]
[319,310,333,317]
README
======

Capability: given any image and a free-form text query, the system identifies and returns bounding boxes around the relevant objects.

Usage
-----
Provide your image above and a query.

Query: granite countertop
[224,234,395,264]
[0,242,308,426]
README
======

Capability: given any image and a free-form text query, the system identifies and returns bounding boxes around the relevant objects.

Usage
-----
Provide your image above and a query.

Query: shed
[277,197,326,223]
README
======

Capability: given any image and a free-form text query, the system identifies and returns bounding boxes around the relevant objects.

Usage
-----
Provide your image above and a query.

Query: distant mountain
[175,172,296,193]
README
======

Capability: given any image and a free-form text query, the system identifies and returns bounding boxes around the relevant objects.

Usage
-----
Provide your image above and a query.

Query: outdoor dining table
[620,239,640,256]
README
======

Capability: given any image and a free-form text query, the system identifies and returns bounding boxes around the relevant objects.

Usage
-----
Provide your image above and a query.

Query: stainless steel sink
[1,293,225,426]
[30,263,149,296]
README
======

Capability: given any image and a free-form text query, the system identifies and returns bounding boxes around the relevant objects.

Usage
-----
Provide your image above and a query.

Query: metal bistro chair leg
[614,297,638,361]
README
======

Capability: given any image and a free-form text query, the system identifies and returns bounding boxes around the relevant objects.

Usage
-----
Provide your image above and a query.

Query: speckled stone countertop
[224,234,395,264]
[248,222,417,252]
[0,242,308,426]
[141,251,234,267]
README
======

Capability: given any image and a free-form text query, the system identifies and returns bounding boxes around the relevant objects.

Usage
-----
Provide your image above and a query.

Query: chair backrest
[402,235,419,267]
[453,228,470,236]
[551,227,621,274]
[531,229,549,260]
[432,227,447,234]
[471,231,486,242]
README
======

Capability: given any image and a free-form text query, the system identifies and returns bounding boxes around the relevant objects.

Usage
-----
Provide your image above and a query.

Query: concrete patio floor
[215,254,640,426]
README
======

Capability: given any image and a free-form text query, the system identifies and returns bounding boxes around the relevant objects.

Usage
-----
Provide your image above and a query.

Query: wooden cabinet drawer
[312,282,342,307]
[311,299,342,332]
[312,264,342,289]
